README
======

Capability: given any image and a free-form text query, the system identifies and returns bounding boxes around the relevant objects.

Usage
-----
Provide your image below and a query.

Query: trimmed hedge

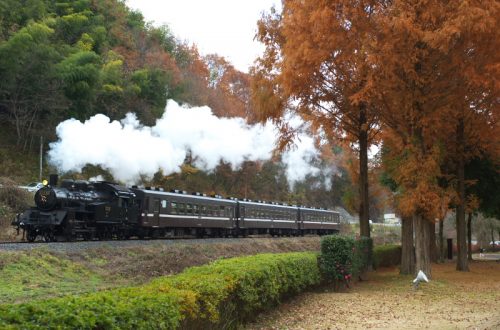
[0,252,320,329]
[319,235,373,287]
[352,237,373,275]
[373,244,401,269]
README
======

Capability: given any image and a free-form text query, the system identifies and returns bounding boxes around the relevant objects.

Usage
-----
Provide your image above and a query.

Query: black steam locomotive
[13,175,340,242]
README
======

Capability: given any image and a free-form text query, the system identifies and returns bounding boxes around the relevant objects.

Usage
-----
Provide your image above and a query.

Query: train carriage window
[161,200,168,209]
[171,202,177,214]
[186,204,193,214]
[193,204,199,215]
[200,205,207,216]
[178,203,186,214]
[219,206,225,217]
[240,206,245,217]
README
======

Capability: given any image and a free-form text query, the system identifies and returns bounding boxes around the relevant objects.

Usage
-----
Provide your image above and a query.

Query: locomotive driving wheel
[43,232,56,242]
[26,230,37,242]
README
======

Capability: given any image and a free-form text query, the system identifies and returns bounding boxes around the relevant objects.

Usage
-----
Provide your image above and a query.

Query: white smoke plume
[48,100,324,185]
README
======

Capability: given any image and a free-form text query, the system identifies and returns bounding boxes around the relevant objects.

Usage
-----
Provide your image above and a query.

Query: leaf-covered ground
[247,260,500,329]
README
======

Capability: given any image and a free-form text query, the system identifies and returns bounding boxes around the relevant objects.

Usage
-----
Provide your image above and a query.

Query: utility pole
[39,136,43,182]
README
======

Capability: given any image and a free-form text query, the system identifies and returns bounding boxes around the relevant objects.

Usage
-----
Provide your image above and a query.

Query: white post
[39,136,43,181]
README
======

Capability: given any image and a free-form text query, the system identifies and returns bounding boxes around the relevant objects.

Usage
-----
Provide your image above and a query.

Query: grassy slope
[0,250,108,303]
[0,237,322,304]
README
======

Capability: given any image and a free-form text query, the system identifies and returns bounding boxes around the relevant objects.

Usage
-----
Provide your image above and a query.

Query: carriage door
[153,199,160,227]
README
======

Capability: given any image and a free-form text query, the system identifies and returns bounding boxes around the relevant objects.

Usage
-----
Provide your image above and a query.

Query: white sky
[126,0,281,72]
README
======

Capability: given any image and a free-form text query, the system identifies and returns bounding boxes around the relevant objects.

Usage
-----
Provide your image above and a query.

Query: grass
[0,237,322,304]
[0,250,110,303]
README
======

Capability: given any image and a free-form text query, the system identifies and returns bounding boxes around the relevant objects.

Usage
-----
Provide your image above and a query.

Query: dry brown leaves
[246,261,500,329]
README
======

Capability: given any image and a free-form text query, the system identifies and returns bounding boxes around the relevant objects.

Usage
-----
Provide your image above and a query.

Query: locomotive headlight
[42,179,48,186]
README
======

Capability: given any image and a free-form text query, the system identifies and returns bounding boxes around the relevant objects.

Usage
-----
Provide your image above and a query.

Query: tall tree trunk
[429,221,437,263]
[414,213,432,278]
[358,105,370,238]
[400,215,415,275]
[467,212,473,261]
[456,118,469,271]
[439,219,444,263]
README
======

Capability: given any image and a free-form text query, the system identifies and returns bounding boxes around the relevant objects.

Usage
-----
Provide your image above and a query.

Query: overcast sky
[126,0,281,72]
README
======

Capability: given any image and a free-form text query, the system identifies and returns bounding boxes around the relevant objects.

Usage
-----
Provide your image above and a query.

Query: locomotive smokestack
[49,174,58,187]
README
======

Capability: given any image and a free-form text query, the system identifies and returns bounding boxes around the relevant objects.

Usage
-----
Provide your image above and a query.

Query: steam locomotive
[12,175,340,242]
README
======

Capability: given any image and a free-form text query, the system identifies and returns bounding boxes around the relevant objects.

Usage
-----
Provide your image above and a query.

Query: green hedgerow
[0,252,321,329]
[373,244,401,269]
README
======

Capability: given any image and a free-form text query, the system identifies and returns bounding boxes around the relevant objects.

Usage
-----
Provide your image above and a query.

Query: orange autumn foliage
[253,0,387,237]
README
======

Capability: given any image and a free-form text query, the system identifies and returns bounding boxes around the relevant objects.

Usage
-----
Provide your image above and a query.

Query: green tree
[0,0,48,40]
[57,50,101,119]
[0,22,62,147]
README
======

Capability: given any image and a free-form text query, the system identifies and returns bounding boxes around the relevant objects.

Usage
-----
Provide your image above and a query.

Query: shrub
[319,235,373,288]
[319,235,355,283]
[352,236,373,275]
[0,252,321,329]
[373,244,401,269]
[154,252,321,327]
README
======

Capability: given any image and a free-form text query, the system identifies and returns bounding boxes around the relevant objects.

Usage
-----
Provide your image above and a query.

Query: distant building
[384,213,401,225]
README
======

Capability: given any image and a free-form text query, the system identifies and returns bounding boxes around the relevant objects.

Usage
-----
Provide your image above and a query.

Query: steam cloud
[48,100,323,185]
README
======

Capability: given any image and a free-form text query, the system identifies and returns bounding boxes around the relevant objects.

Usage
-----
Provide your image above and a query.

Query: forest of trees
[0,0,498,276]
[252,0,499,275]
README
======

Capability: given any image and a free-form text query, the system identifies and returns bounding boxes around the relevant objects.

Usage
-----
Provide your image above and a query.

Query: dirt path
[247,261,500,329]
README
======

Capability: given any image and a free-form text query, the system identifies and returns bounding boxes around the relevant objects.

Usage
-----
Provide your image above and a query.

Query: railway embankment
[0,237,321,304]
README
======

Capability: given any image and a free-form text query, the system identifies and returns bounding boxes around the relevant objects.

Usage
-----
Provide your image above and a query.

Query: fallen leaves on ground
[246,260,500,329]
